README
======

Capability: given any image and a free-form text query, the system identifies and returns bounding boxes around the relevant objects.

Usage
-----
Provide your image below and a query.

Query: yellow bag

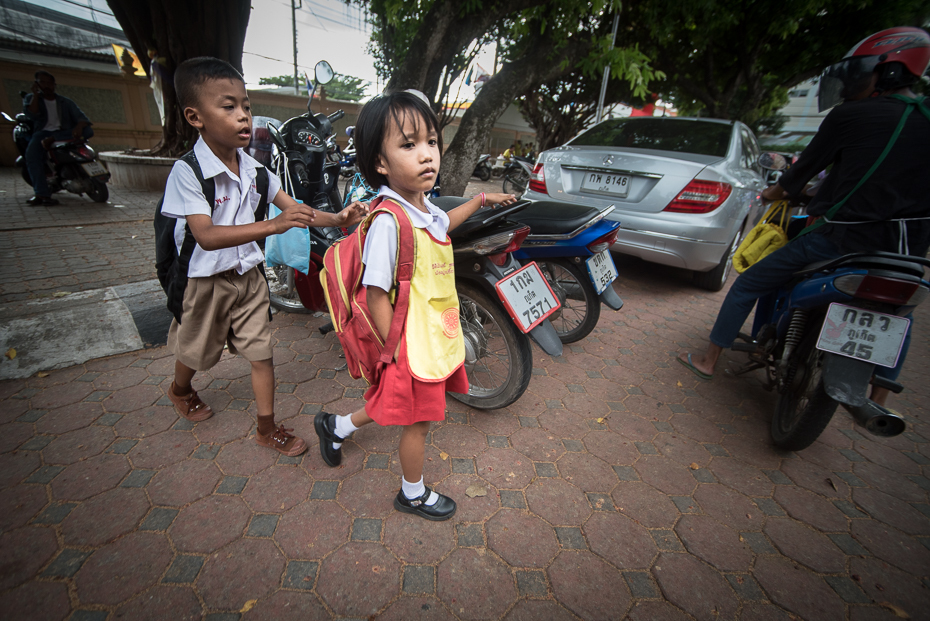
[732,200,790,274]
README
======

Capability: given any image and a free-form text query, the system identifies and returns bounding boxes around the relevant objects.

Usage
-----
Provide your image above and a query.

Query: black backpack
[154,150,270,323]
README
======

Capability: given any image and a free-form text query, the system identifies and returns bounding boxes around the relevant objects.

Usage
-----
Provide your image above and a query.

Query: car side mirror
[759,152,787,171]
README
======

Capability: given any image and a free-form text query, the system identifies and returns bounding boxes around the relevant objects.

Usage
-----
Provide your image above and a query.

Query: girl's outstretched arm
[446,193,516,232]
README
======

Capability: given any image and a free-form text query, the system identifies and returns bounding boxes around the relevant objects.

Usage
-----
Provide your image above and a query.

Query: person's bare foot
[677,352,715,379]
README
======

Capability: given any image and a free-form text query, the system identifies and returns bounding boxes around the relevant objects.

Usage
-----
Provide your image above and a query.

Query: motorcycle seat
[801,255,927,278]
[510,201,603,236]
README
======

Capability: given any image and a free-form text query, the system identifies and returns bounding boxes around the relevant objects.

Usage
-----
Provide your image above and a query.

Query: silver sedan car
[522,117,767,291]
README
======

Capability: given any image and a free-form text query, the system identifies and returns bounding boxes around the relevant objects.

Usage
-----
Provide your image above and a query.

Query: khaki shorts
[168,266,273,371]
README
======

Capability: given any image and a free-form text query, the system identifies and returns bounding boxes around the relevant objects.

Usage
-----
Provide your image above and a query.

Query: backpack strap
[366,196,417,365]
[254,166,270,221]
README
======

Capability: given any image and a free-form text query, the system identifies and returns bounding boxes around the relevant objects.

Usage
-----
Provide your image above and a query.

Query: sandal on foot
[256,424,307,456]
[168,382,214,421]
[677,353,713,381]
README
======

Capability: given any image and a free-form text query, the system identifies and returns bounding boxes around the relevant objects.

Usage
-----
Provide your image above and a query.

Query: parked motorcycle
[501,156,535,195]
[434,196,564,409]
[510,201,624,343]
[729,154,928,450]
[472,154,492,181]
[2,98,110,203]
[339,125,357,182]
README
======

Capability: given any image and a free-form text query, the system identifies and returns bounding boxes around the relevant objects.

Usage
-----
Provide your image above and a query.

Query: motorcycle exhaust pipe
[842,400,906,438]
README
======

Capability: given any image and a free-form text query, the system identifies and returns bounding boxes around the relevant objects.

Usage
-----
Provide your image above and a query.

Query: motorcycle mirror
[759,152,787,171]
[345,125,354,138]
[315,61,335,85]
[266,121,286,150]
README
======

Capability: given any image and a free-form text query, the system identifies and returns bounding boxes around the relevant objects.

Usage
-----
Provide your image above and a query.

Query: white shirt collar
[377,185,443,228]
[192,136,262,182]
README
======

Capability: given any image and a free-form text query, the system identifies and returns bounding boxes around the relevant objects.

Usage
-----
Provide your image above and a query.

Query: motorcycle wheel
[266,265,311,314]
[88,179,109,203]
[478,166,491,182]
[452,282,532,410]
[20,166,32,186]
[771,328,838,451]
[693,225,742,292]
[535,259,599,344]
[502,171,528,196]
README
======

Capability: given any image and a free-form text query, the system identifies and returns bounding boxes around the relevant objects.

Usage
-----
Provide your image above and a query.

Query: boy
[162,57,366,455]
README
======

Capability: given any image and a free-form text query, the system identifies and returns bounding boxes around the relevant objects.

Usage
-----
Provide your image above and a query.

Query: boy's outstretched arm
[446,193,516,233]
[186,196,316,251]
[271,190,369,228]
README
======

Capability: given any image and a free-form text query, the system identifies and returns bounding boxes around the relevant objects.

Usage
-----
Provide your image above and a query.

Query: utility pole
[595,11,620,124]
[292,0,300,95]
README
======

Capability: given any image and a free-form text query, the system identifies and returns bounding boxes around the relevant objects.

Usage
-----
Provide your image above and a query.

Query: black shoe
[27,195,58,206]
[313,412,342,467]
[394,487,456,521]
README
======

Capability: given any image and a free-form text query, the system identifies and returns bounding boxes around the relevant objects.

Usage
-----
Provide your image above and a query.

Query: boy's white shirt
[161,136,282,278]
[361,186,450,292]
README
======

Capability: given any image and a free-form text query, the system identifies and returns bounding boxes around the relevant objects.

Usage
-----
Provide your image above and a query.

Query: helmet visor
[818,55,880,112]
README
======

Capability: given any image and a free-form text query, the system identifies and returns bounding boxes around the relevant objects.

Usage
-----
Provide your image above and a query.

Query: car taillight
[587,228,620,254]
[834,274,928,305]
[528,163,546,194]
[664,180,732,214]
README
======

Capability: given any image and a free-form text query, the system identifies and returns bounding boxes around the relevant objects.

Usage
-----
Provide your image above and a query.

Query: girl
[314,90,516,520]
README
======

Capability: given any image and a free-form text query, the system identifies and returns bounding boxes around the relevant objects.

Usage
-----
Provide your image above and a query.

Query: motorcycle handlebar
[294,162,310,188]
[328,110,345,123]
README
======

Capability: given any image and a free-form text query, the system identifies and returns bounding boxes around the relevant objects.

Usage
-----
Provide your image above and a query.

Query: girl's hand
[273,203,315,233]
[338,201,370,227]
[484,193,517,208]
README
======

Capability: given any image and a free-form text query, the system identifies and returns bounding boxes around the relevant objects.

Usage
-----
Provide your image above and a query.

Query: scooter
[339,125,357,181]
[728,156,929,450]
[2,97,110,203]
[510,201,624,343]
[501,155,535,195]
[472,154,492,181]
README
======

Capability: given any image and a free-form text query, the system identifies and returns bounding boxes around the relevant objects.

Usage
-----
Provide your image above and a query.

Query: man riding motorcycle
[677,26,930,413]
[22,70,94,206]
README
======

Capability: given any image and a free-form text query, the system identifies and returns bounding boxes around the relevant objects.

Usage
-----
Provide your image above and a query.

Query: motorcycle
[339,125,357,182]
[729,154,928,450]
[501,155,535,195]
[472,154,492,181]
[510,201,624,343]
[2,96,110,203]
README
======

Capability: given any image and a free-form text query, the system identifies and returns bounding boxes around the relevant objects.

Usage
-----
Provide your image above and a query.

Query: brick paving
[1,166,930,619]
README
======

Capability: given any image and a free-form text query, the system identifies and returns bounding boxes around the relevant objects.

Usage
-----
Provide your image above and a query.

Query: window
[570,118,732,157]
[789,89,810,98]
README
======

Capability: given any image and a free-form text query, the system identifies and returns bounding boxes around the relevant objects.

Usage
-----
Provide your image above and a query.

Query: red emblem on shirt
[441,308,460,339]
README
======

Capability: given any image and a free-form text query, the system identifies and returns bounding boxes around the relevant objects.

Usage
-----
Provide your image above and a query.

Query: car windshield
[570,119,732,157]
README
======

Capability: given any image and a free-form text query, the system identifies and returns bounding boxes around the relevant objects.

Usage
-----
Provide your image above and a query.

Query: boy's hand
[484,193,517,208]
[273,203,316,234]
[337,201,370,227]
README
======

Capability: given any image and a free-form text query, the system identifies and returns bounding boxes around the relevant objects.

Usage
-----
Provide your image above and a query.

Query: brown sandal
[168,382,214,421]
[256,424,307,456]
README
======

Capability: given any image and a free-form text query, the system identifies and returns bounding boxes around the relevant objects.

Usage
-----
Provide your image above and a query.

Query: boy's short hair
[35,70,55,82]
[355,91,443,190]
[174,57,244,110]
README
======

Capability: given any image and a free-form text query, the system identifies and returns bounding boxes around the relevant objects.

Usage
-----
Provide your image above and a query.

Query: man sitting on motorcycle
[22,70,94,206]
[678,27,930,412]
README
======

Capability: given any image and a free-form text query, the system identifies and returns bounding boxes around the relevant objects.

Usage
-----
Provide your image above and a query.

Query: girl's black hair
[354,91,443,190]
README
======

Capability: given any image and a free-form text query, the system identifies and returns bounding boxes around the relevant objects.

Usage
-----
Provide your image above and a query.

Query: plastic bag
[733,201,790,274]
[265,203,311,274]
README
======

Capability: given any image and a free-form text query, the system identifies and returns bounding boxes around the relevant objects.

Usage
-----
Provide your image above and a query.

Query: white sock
[332,414,358,449]
[402,476,438,506]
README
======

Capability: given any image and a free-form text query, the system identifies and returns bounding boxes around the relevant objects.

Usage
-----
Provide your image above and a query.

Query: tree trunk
[106,0,251,156]
[440,35,592,197]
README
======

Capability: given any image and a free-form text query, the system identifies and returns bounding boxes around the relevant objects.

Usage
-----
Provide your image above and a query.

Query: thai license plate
[816,303,910,368]
[81,161,107,177]
[585,250,618,295]
[495,261,561,333]
[581,171,630,197]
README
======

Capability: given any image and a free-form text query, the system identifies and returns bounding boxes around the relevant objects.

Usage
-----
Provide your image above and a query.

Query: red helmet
[818,27,930,112]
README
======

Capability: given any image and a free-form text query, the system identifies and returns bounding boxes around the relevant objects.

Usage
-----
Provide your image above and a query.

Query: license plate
[581,171,630,197]
[81,161,107,177]
[816,303,910,368]
[495,262,561,333]
[586,250,618,295]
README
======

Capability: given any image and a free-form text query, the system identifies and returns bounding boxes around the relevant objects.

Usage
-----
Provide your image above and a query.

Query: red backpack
[320,197,416,384]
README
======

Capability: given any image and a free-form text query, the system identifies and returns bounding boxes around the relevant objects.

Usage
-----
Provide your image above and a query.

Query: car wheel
[693,226,742,292]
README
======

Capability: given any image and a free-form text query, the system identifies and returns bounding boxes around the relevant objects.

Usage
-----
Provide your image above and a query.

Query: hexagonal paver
[583,431,640,465]
[170,495,251,553]
[752,556,845,621]
[0,580,71,621]
[486,509,559,567]
[128,430,197,469]
[30,382,93,409]
[241,590,330,620]
[379,596,457,621]
[0,526,59,590]
[192,411,255,445]
[437,548,516,621]
[476,448,536,489]
[317,542,400,617]
[35,401,102,434]
[707,457,773,497]
[652,552,738,621]
[852,487,930,536]
[197,538,286,609]
[525,478,591,526]
[635,456,697,496]
[548,550,630,621]
[585,511,657,570]
[114,586,203,620]
[50,453,130,501]
[337,469,398,518]
[62,487,150,546]
[215,437,278,476]
[849,556,930,617]
[772,486,847,532]
[653,433,711,467]
[434,475,500,523]
[510,427,566,462]
[763,517,847,573]
[780,458,849,499]
[382,511,454,564]
[0,485,48,532]
[850,519,930,575]
[275,500,352,560]
[557,452,617,493]
[675,514,752,572]
[75,532,173,605]
[147,459,222,506]
[612,482,681,529]
[241,465,311,513]
[695,484,765,532]
[42,425,114,464]
[113,405,177,438]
